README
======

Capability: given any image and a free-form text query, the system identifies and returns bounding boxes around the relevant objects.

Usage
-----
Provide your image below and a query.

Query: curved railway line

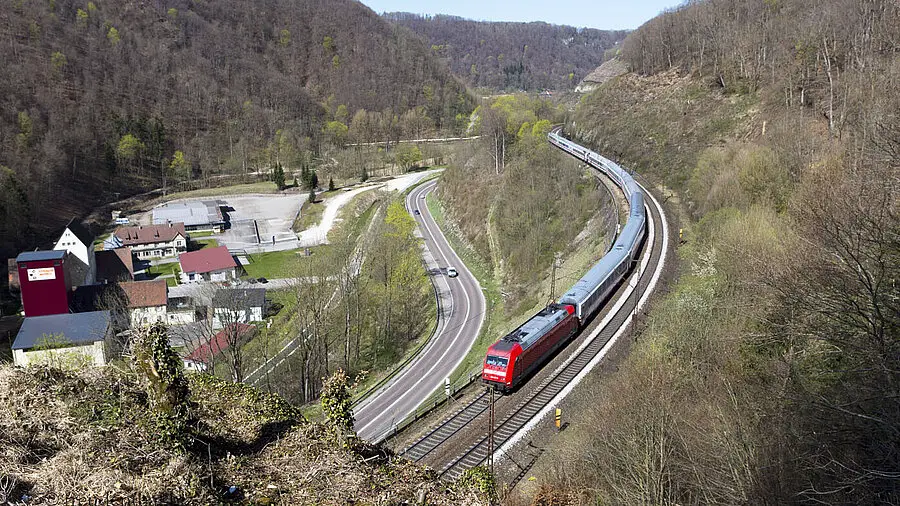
[397,132,670,480]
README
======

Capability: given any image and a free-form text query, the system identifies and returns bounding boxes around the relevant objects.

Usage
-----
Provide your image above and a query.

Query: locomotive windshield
[485,355,508,368]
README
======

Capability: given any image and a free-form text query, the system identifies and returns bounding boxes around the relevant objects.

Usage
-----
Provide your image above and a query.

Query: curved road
[354,180,486,442]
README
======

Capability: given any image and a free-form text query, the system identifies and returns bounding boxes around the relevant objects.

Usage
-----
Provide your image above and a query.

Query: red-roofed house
[178,246,238,283]
[183,323,256,372]
[120,280,168,326]
[95,248,135,284]
[113,223,187,260]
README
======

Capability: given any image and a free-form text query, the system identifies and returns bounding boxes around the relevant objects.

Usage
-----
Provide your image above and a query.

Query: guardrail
[351,179,443,408]
[377,365,484,444]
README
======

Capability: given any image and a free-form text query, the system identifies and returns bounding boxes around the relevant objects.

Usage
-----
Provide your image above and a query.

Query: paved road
[353,180,486,442]
[296,170,442,248]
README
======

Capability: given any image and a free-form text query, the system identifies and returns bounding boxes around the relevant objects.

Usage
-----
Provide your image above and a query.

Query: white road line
[354,183,456,418]
[357,183,470,435]
[357,181,484,439]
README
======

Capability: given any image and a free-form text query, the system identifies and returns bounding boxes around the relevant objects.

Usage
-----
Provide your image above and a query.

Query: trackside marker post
[555,408,561,431]
[444,377,450,398]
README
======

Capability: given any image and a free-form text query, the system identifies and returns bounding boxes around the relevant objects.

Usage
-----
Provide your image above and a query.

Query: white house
[178,246,238,284]
[211,288,265,329]
[166,296,197,325]
[120,280,168,327]
[54,218,96,286]
[12,311,113,368]
[113,223,187,260]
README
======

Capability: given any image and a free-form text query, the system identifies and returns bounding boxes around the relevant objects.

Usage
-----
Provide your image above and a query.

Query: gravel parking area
[219,194,302,250]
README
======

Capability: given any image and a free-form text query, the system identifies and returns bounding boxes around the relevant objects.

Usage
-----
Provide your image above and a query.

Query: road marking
[354,183,456,420]
[356,181,485,440]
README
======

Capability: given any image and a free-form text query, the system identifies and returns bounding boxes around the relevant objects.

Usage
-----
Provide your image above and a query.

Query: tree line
[384,13,628,91]
[0,0,473,260]
[539,0,900,503]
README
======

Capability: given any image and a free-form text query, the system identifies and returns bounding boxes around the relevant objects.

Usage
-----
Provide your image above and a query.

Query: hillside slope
[521,0,900,504]
[0,0,472,258]
[0,363,488,504]
[384,13,627,91]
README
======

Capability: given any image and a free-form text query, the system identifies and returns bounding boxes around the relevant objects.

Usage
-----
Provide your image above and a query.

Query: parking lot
[217,194,302,251]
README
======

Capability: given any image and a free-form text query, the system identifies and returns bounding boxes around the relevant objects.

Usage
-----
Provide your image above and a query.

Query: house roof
[12,311,111,350]
[212,288,266,309]
[96,248,135,283]
[63,218,95,246]
[114,223,186,246]
[185,323,255,363]
[153,200,225,228]
[120,280,168,308]
[16,250,66,263]
[69,284,113,313]
[178,246,236,274]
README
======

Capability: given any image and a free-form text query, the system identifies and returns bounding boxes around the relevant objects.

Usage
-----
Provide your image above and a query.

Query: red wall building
[16,250,72,317]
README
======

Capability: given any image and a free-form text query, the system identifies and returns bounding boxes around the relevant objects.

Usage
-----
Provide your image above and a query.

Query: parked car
[414,209,421,216]
[258,277,268,284]
[447,267,458,278]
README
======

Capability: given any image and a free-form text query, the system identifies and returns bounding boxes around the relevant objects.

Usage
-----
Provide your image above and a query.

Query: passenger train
[482,129,648,392]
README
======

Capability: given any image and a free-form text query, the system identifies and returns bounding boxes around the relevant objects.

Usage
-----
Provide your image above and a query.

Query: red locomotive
[482,304,578,392]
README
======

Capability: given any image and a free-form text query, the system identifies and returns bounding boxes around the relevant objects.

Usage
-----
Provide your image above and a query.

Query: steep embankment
[0,0,472,259]
[0,363,488,504]
[518,1,900,504]
[384,13,627,91]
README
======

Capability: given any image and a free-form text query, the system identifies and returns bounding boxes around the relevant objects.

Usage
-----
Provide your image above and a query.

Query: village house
[12,311,114,368]
[183,322,256,372]
[95,248,135,284]
[53,218,96,286]
[119,280,168,327]
[211,287,266,329]
[166,296,197,325]
[178,246,238,283]
[110,223,187,260]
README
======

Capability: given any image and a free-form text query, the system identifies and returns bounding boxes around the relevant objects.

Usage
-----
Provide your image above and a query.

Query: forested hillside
[384,13,628,91]
[0,0,472,258]
[527,0,899,504]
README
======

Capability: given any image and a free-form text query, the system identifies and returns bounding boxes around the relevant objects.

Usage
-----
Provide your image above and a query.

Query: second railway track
[396,138,669,480]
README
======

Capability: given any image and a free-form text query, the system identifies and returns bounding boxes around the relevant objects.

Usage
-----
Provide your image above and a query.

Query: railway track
[400,390,488,462]
[397,150,668,480]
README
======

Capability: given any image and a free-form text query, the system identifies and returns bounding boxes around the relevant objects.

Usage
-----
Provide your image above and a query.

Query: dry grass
[0,365,488,505]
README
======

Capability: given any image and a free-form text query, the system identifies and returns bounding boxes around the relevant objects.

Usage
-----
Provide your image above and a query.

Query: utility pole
[549,252,561,304]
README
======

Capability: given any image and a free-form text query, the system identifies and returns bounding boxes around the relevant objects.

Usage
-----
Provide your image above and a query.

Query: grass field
[241,249,304,279]
[153,182,281,204]
[292,189,343,232]
[146,261,182,287]
[293,199,326,232]
[423,189,614,390]
[189,238,219,251]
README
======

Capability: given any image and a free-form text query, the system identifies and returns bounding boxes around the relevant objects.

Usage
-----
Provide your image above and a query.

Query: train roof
[501,304,571,351]
[560,246,629,305]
